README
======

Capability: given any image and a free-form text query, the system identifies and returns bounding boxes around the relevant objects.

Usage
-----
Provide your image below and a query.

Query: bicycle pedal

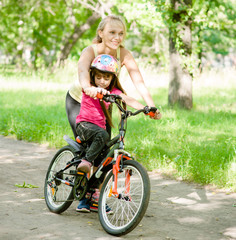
[77,171,87,176]
[90,202,98,207]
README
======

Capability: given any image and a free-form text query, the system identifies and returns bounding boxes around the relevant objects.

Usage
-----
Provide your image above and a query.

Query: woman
[66,15,161,139]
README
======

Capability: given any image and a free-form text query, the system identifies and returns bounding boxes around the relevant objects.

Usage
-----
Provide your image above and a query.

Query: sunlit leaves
[0,0,235,69]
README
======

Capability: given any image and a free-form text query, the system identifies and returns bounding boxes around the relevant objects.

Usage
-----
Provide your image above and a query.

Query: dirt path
[0,135,236,240]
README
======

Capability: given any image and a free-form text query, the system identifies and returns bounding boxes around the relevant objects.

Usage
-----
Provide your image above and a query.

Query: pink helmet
[91,54,119,76]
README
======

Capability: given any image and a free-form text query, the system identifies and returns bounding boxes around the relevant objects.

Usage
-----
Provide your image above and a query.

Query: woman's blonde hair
[93,15,127,45]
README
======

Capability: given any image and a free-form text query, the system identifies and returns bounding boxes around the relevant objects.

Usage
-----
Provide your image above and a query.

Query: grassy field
[0,64,235,191]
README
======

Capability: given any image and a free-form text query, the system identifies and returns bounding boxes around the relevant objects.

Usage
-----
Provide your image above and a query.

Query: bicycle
[44,93,157,236]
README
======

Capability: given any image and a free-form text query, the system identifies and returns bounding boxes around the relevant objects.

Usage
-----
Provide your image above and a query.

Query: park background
[0,0,235,191]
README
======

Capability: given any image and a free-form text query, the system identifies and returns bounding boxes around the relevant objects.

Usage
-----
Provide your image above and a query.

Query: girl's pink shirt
[76,88,122,129]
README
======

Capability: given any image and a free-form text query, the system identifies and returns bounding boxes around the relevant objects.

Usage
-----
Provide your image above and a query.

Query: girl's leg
[86,129,109,162]
[76,122,109,211]
[76,122,109,163]
[65,91,81,139]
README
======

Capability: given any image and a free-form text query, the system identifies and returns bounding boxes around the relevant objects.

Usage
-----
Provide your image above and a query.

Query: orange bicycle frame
[111,154,131,197]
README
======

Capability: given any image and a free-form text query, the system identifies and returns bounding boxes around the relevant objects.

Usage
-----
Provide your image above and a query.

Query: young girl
[66,15,161,139]
[76,54,145,173]
[76,54,147,212]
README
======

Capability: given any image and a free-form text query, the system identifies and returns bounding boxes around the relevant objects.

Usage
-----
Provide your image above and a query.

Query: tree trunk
[168,0,193,109]
[56,11,100,67]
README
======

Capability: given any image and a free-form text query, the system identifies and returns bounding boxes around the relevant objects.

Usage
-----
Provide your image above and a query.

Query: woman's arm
[121,48,161,119]
[121,49,154,104]
[78,46,94,89]
[78,46,108,98]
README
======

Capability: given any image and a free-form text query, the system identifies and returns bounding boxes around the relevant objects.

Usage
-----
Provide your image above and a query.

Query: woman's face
[94,71,113,89]
[99,21,125,49]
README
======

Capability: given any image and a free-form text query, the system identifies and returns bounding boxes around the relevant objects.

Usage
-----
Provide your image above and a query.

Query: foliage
[0,0,95,69]
[112,0,168,68]
[0,0,235,70]
[190,0,236,73]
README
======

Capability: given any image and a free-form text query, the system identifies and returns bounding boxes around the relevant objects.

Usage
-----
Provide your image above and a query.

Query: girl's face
[99,21,125,49]
[94,71,113,89]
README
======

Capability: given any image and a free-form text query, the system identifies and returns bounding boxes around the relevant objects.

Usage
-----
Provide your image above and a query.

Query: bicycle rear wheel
[98,160,150,236]
[44,145,76,214]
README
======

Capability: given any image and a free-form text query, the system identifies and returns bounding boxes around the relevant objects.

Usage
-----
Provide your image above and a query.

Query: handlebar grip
[144,106,157,118]
[97,93,103,99]
[147,111,155,117]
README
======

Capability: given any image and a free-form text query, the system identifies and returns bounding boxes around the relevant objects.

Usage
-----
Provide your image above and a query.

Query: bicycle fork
[109,149,132,199]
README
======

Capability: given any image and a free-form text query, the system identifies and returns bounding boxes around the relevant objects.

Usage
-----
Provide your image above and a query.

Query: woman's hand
[151,110,162,120]
[84,86,109,99]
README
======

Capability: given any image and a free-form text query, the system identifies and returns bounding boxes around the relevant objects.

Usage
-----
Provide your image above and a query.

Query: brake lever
[97,93,122,103]
[96,93,111,102]
[103,95,115,103]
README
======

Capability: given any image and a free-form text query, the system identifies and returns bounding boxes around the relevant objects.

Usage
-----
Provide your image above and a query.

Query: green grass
[0,65,235,191]
[0,89,70,148]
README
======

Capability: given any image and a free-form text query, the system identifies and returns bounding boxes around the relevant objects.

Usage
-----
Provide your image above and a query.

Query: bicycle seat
[63,135,85,153]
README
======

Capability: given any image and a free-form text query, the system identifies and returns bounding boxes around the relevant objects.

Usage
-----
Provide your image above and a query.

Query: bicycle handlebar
[97,93,157,117]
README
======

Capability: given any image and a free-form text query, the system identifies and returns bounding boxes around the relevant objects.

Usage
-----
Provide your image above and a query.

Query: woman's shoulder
[120,46,130,55]
[120,47,134,65]
[79,45,95,64]
[81,45,95,55]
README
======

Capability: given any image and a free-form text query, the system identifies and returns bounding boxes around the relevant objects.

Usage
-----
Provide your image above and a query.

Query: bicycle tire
[98,160,150,236]
[44,145,76,214]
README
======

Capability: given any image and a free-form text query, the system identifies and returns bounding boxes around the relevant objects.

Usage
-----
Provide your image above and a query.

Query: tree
[56,0,114,67]
[56,11,100,67]
[0,0,72,68]
[192,0,236,71]
[0,0,235,74]
[114,0,193,109]
[168,0,193,109]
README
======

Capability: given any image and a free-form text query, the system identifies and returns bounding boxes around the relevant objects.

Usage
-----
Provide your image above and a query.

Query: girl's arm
[120,93,162,120]
[120,93,144,110]
[78,46,108,98]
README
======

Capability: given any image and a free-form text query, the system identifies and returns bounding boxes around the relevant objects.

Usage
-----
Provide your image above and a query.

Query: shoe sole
[76,208,90,213]
[90,207,98,212]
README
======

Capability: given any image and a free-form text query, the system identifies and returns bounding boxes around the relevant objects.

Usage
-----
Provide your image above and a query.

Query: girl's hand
[151,110,162,120]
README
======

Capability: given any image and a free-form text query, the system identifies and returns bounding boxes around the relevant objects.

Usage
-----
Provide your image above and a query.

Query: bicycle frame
[55,94,156,200]
[45,93,156,236]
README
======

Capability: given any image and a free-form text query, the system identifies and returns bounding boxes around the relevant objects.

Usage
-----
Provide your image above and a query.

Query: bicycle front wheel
[44,145,76,214]
[98,160,150,236]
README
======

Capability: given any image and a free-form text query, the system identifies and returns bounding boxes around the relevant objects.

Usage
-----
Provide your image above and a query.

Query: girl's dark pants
[76,122,109,165]
[65,91,111,166]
